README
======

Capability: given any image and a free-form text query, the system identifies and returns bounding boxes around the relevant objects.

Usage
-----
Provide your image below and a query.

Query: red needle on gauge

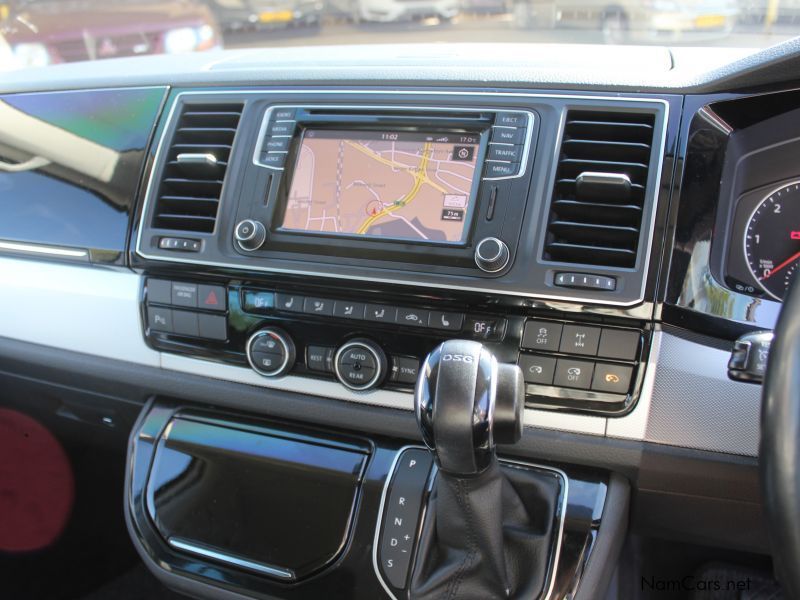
[762,250,800,280]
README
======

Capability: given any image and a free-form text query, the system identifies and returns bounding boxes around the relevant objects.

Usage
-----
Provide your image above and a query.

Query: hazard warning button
[198,284,227,312]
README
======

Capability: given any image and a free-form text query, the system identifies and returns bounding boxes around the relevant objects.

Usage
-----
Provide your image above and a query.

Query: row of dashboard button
[147,306,227,341]
[484,112,528,178]
[521,320,639,360]
[518,353,633,395]
[242,289,506,341]
[258,108,296,168]
[147,279,227,312]
[279,292,463,330]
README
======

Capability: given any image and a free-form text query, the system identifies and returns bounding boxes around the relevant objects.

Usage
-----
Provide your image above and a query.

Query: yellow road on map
[347,141,446,233]
[348,141,445,235]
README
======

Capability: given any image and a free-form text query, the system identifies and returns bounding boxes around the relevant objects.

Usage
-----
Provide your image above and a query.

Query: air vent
[151,102,243,233]
[543,109,656,269]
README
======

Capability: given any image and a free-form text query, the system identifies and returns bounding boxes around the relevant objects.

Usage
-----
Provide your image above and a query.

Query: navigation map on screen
[281,129,481,243]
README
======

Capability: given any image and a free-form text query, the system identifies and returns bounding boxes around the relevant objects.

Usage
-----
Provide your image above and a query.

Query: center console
[126,87,671,599]
[133,88,668,416]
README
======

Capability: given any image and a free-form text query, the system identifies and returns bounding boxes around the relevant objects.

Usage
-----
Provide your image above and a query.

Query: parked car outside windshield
[1,0,799,70]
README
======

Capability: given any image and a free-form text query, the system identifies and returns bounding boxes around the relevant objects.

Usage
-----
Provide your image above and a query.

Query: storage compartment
[145,414,369,581]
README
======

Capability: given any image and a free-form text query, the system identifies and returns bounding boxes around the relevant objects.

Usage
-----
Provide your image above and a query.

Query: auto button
[335,339,387,391]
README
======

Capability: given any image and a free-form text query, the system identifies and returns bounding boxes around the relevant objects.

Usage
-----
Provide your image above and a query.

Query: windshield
[0,0,796,71]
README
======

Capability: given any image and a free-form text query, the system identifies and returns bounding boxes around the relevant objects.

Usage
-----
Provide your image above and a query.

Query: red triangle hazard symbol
[204,290,219,306]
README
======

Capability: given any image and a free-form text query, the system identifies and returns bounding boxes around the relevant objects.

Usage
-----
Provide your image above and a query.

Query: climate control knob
[246,328,296,377]
[474,237,510,273]
[334,339,387,391]
[234,219,266,252]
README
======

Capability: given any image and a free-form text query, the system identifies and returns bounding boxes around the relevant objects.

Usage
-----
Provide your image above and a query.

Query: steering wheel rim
[760,278,800,598]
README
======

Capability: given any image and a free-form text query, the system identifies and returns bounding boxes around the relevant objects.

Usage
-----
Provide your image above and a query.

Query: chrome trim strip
[168,537,295,580]
[0,240,88,258]
[371,446,569,600]
[135,89,669,308]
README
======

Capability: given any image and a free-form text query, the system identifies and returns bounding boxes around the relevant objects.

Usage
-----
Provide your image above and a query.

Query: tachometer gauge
[745,181,800,301]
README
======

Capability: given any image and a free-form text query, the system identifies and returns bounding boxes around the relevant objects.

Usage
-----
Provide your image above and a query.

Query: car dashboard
[0,40,796,599]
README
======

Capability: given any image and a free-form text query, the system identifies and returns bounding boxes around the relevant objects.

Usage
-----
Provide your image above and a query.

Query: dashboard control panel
[133,89,665,416]
[141,277,650,415]
[135,90,668,308]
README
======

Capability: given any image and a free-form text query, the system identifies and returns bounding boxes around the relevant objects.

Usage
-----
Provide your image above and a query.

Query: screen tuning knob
[474,237,510,273]
[234,219,266,252]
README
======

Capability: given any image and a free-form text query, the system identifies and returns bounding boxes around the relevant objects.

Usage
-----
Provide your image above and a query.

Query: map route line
[355,141,434,234]
[344,140,448,195]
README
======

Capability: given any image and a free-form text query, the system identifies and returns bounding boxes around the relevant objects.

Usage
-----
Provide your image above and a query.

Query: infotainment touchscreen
[281,129,482,244]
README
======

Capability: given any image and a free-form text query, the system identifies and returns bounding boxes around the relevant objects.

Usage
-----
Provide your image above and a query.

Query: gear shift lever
[410,340,560,600]
[415,339,524,474]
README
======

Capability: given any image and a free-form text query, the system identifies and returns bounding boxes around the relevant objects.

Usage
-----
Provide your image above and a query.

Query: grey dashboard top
[0,39,798,95]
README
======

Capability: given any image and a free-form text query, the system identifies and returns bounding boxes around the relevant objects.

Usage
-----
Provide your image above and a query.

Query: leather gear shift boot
[409,457,561,600]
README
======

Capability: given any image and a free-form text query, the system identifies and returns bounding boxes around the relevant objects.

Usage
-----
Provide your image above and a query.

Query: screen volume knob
[474,237,510,273]
[234,219,266,252]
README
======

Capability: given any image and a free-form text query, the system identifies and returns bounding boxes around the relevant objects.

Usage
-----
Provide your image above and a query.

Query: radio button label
[272,108,296,120]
